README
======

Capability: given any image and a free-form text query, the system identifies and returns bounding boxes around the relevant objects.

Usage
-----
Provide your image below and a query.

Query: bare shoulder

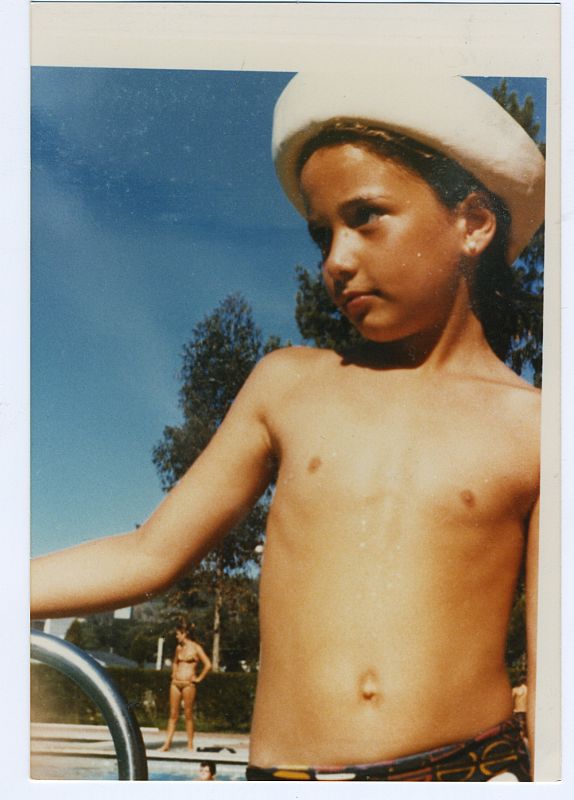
[257,344,338,369]
[218,346,339,443]
[252,345,339,387]
[490,359,540,408]
[473,357,541,434]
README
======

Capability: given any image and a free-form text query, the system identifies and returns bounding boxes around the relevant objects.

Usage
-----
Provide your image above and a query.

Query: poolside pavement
[31,722,250,766]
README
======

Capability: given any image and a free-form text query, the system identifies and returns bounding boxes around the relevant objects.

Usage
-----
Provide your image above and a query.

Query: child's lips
[341,291,377,315]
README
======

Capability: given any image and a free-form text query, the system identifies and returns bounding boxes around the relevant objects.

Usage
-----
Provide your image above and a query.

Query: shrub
[30,663,256,732]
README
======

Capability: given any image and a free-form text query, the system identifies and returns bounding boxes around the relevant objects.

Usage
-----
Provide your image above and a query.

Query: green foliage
[506,586,527,681]
[62,608,173,667]
[31,663,103,725]
[507,270,543,388]
[152,293,277,500]
[153,294,265,489]
[491,78,545,387]
[64,615,133,655]
[30,663,256,732]
[193,672,257,732]
[161,574,261,671]
[492,79,542,144]
[129,629,161,667]
[294,265,361,352]
[219,576,260,671]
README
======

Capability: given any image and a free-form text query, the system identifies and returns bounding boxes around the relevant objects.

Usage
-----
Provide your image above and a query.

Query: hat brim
[272,72,545,265]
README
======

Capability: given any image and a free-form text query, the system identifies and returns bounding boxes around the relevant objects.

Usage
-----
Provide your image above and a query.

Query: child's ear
[457,192,497,257]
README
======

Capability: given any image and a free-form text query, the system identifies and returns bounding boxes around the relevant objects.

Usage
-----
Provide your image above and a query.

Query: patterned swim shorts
[245,716,531,781]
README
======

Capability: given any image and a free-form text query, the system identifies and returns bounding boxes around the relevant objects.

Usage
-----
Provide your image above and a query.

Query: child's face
[299,143,469,343]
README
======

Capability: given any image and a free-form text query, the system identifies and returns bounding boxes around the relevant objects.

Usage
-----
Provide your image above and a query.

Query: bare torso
[249,347,539,766]
[173,642,200,683]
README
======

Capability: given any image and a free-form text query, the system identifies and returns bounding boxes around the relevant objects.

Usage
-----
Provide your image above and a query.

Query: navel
[307,456,322,473]
[359,669,381,702]
[460,489,476,508]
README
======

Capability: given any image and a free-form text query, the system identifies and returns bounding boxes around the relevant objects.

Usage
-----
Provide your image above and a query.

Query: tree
[161,574,261,671]
[129,629,161,667]
[294,78,545,386]
[505,582,527,679]
[64,613,133,654]
[294,265,360,352]
[492,79,542,144]
[492,78,545,388]
[152,294,279,670]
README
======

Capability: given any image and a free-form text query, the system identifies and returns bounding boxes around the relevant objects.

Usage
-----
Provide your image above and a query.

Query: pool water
[30,753,246,781]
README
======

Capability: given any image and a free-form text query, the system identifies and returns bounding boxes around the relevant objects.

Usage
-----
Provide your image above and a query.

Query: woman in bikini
[160,622,211,751]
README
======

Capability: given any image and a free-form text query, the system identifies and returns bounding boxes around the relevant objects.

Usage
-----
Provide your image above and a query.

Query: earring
[467,241,478,255]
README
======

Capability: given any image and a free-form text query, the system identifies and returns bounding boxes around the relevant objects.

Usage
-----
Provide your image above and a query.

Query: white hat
[272,72,545,264]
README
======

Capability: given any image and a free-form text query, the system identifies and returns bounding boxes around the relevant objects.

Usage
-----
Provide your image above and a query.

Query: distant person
[160,622,211,751]
[199,760,217,781]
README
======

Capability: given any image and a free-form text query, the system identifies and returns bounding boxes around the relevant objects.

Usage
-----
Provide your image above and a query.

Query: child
[31,71,544,781]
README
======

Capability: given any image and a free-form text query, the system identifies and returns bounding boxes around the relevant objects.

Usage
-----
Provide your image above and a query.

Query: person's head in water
[272,72,545,361]
[199,760,217,780]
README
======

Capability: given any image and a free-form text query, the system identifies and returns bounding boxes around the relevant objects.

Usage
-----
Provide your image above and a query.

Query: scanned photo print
[28,2,561,784]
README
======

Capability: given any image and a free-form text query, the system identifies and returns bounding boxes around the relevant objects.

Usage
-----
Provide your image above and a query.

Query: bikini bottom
[245,716,531,781]
[171,679,196,691]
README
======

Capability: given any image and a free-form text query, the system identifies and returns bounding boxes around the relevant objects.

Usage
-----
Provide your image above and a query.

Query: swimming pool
[31,753,246,781]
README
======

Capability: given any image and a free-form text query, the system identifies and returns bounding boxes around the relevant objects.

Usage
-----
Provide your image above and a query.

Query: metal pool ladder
[31,629,148,780]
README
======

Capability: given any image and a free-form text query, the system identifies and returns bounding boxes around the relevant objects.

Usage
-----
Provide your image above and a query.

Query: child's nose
[323,230,358,280]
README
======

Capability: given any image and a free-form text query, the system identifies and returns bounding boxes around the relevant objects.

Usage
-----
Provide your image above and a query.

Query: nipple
[307,456,322,473]
[460,489,476,508]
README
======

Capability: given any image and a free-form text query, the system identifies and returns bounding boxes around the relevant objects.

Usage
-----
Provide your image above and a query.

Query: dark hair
[200,760,217,776]
[298,120,517,360]
[176,619,197,641]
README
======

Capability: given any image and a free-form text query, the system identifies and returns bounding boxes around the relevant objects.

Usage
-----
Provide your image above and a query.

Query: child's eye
[351,206,385,227]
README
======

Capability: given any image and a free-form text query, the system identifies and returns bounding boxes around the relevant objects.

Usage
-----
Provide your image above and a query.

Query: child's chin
[354,324,402,344]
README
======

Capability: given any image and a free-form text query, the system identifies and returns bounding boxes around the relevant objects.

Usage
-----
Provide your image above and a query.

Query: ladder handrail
[31,629,148,780]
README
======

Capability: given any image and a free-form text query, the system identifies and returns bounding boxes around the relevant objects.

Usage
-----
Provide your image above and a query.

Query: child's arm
[31,357,277,619]
[525,497,540,761]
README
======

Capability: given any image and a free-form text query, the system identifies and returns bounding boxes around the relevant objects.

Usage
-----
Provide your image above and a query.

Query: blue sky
[31,69,546,556]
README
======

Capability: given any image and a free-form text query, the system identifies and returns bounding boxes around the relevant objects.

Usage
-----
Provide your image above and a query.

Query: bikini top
[176,648,198,664]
